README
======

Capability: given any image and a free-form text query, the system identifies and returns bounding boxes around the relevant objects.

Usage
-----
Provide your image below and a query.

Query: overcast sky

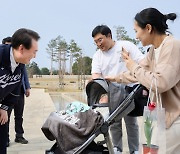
[1,0,180,70]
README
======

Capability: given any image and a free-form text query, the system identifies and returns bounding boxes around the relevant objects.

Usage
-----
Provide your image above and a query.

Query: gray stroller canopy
[86,78,109,106]
[86,78,131,115]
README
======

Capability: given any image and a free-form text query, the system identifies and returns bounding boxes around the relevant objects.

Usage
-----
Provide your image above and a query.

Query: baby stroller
[42,78,142,154]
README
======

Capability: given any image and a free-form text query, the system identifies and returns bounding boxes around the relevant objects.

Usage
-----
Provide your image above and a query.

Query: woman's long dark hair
[135,8,177,34]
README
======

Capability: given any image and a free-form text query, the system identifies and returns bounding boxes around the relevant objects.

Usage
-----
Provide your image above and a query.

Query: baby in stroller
[42,78,142,154]
[99,94,108,104]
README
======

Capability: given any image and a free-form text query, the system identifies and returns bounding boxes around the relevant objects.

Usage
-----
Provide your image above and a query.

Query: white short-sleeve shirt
[91,40,144,77]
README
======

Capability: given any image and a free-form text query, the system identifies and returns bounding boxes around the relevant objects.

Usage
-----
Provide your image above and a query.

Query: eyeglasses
[94,38,103,45]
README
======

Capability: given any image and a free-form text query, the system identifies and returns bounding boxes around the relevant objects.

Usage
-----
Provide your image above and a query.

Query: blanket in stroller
[42,107,104,154]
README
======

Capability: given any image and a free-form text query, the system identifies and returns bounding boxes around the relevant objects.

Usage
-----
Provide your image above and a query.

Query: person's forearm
[115,71,138,83]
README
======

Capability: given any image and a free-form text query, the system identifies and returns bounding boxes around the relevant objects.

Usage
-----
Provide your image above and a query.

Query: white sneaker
[113,147,122,154]
[133,151,139,154]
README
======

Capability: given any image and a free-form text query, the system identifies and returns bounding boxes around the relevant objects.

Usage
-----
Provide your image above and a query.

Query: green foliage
[72,56,92,75]
[144,116,153,147]
[72,62,78,75]
[114,26,145,53]
[52,70,59,75]
[83,56,92,75]
[41,67,50,75]
[68,40,81,56]
[26,61,41,77]
[68,40,82,74]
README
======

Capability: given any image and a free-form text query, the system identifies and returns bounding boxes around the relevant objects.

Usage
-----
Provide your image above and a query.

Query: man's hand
[104,76,116,82]
[25,88,30,97]
[0,109,8,125]
[122,47,136,70]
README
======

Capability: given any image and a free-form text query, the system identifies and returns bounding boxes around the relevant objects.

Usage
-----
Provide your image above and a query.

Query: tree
[72,56,92,75]
[56,36,69,89]
[68,41,84,89]
[46,39,58,75]
[52,69,59,75]
[83,56,92,75]
[114,26,139,45]
[41,67,50,75]
[114,26,145,53]
[68,39,82,75]
[72,62,78,75]
[26,61,41,77]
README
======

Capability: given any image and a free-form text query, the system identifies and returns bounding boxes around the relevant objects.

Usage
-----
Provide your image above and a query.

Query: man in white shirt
[91,25,144,154]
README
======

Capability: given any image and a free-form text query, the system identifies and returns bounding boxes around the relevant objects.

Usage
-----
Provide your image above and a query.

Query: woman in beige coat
[105,8,180,154]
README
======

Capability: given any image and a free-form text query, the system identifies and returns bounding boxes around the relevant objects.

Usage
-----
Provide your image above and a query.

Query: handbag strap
[154,78,162,109]
[146,77,154,106]
[146,76,162,109]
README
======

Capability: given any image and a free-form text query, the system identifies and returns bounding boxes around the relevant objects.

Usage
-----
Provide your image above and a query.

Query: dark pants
[7,87,25,139]
[110,115,139,153]
[0,123,8,154]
